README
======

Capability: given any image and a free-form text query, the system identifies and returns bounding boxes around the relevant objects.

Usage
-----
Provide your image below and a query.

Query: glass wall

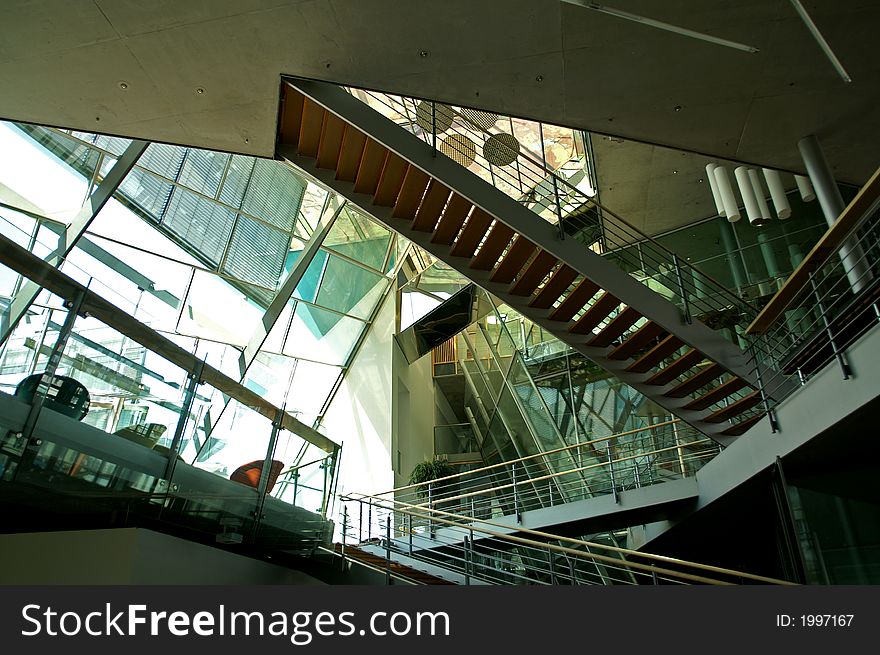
[0,120,407,503]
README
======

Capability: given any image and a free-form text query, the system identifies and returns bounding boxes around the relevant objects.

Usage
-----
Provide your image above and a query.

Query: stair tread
[336,127,368,182]
[608,321,665,360]
[299,99,326,158]
[373,152,409,206]
[509,250,558,296]
[353,139,388,195]
[450,210,494,258]
[704,391,763,423]
[549,278,600,322]
[644,348,705,386]
[570,292,621,335]
[392,166,431,219]
[336,544,456,585]
[412,180,451,232]
[588,306,642,347]
[684,376,749,411]
[316,111,346,169]
[279,85,305,147]
[529,265,578,309]
[491,236,537,283]
[431,194,473,245]
[471,222,515,270]
[626,335,684,373]
[664,363,724,398]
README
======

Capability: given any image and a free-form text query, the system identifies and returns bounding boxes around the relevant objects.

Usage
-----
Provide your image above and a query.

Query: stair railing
[337,493,794,586]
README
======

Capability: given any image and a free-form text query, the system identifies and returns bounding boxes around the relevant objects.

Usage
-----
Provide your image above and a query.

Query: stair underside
[276,81,777,443]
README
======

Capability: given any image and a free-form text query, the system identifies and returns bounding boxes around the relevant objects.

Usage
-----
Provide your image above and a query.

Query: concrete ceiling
[1,0,878,235]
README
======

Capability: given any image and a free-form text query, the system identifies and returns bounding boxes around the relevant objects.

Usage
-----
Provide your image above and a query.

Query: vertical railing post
[407,511,413,555]
[367,501,373,541]
[341,506,348,571]
[251,406,283,542]
[512,462,522,523]
[552,175,565,240]
[468,511,475,583]
[428,482,435,537]
[463,536,471,586]
[164,357,205,481]
[672,254,692,325]
[431,102,437,156]
[385,514,392,585]
[549,546,557,585]
[809,271,852,379]
[358,500,363,544]
[607,444,618,504]
[750,341,779,433]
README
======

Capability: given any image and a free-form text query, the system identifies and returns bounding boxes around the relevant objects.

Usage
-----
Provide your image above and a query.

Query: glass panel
[176,269,265,346]
[285,359,342,426]
[162,187,237,266]
[221,214,290,290]
[54,315,190,439]
[314,253,388,319]
[323,208,392,272]
[240,159,305,232]
[282,302,364,366]
[177,148,228,197]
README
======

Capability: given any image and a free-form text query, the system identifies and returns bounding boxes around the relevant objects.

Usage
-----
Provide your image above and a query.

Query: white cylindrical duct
[705,163,726,216]
[735,166,763,225]
[748,168,772,225]
[795,174,816,202]
[713,166,741,222]
[762,168,792,219]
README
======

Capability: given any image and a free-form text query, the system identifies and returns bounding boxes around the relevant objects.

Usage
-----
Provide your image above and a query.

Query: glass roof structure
[0,120,409,490]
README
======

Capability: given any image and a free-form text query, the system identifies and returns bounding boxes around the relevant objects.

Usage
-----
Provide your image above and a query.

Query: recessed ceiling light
[419,50,429,58]
[118,81,129,90]
[195,87,205,95]
[674,105,682,112]
[672,170,678,174]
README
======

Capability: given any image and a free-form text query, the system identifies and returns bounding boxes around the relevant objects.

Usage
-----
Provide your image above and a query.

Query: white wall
[321,292,395,498]
[391,341,435,489]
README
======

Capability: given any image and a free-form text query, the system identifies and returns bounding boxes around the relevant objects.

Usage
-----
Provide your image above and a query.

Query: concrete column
[797,135,872,293]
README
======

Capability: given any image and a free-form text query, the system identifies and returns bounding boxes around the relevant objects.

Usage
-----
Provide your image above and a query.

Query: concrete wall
[0,528,324,585]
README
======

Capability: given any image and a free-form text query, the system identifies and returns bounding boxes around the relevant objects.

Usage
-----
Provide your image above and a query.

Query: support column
[718,220,746,293]
[798,135,872,293]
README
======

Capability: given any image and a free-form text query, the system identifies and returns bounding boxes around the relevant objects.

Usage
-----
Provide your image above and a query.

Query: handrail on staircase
[747,166,880,335]
[341,493,795,585]
[334,81,759,321]
[376,418,685,496]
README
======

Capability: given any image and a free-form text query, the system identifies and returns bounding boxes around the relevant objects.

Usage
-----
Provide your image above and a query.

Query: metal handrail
[377,418,684,496]
[747,166,880,335]
[342,494,795,585]
[343,87,757,320]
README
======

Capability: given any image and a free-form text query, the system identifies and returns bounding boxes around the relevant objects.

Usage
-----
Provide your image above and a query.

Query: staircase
[276,78,788,443]
[334,543,456,585]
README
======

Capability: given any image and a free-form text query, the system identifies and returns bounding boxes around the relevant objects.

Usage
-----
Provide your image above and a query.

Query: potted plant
[408,457,458,536]
[408,457,456,499]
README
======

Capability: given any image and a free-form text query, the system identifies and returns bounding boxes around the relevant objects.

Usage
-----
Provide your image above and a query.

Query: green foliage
[408,458,456,497]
